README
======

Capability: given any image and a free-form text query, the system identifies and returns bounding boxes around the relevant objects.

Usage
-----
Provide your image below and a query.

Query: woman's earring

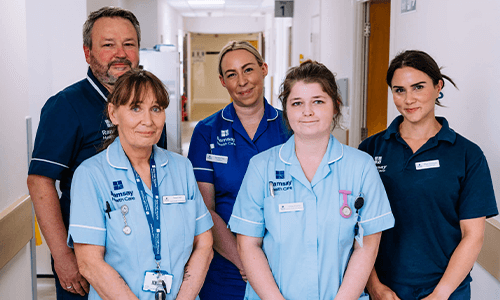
[438,92,444,99]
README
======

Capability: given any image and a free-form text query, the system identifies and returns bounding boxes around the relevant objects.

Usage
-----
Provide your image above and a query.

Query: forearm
[210,210,244,269]
[28,175,70,258]
[74,244,138,300]
[177,230,214,300]
[432,229,484,298]
[336,233,381,300]
[237,235,284,300]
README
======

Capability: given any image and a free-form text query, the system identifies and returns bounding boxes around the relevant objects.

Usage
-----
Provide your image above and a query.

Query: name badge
[206,154,228,164]
[143,270,173,293]
[415,160,440,170]
[279,202,304,213]
[163,195,186,204]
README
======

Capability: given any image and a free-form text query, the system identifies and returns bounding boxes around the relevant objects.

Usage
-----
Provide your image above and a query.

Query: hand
[53,250,90,296]
[239,268,247,282]
[368,283,401,300]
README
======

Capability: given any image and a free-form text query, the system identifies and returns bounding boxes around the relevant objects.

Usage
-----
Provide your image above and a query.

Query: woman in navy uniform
[187,41,290,300]
[360,50,498,300]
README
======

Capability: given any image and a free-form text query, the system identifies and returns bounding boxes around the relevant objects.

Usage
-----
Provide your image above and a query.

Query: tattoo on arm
[119,275,129,287]
[183,265,191,282]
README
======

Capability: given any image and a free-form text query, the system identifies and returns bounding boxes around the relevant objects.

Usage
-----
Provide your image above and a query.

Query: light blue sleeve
[185,158,213,236]
[228,158,267,237]
[67,163,107,248]
[358,157,395,236]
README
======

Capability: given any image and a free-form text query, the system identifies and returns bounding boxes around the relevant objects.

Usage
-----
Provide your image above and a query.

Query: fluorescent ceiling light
[188,0,225,5]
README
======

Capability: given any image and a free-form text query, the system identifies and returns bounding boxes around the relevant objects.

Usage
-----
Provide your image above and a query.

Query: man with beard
[27,7,167,299]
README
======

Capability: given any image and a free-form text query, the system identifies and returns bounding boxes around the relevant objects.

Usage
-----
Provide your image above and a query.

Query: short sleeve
[228,158,267,237]
[358,157,395,236]
[185,158,214,235]
[29,94,82,179]
[458,152,498,219]
[67,164,107,248]
[187,122,214,184]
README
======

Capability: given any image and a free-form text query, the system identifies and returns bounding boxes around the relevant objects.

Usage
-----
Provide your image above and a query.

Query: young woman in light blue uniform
[67,70,213,300]
[229,61,395,300]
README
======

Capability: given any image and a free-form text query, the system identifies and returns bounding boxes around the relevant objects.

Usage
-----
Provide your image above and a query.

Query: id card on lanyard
[130,151,173,294]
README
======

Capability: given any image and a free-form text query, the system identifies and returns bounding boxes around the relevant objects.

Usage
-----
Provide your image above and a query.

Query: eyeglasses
[155,280,167,300]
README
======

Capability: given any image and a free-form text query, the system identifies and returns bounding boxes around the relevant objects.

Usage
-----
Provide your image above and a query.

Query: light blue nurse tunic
[229,135,394,300]
[67,137,213,300]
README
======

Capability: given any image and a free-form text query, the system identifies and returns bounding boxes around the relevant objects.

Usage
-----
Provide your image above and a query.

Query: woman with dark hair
[228,60,394,299]
[187,41,290,299]
[360,50,498,300]
[67,69,214,300]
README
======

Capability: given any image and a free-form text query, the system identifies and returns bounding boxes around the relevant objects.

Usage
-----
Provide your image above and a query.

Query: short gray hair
[83,6,141,49]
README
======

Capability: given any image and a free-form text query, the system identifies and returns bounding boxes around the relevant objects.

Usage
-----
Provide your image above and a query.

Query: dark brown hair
[386,50,457,106]
[83,6,141,49]
[279,60,343,132]
[102,69,169,149]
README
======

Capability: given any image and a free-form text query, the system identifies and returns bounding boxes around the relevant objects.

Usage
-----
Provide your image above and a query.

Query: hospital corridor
[1,0,500,299]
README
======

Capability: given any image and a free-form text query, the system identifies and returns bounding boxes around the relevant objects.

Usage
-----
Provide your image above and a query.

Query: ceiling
[164,0,274,17]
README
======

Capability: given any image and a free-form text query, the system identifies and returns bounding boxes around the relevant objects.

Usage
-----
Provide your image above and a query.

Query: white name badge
[279,202,304,213]
[206,154,228,164]
[415,160,440,170]
[163,195,186,204]
[143,270,173,293]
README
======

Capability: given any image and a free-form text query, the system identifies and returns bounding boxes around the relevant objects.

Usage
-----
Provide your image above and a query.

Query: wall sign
[401,0,416,13]
[275,1,294,18]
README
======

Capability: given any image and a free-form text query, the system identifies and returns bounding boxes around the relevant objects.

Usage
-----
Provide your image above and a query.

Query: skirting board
[477,218,500,281]
[0,195,33,270]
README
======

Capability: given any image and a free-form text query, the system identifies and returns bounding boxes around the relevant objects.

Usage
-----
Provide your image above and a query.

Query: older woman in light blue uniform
[229,61,394,300]
[67,70,213,300]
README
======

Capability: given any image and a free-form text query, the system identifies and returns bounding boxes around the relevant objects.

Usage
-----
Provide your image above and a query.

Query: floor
[37,278,56,300]
[36,103,217,299]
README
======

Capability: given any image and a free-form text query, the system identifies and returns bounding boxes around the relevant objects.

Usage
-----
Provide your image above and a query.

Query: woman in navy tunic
[359,50,498,300]
[187,41,290,299]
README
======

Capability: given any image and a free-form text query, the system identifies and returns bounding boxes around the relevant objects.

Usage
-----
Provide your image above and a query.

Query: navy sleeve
[458,147,498,219]
[157,123,168,149]
[187,121,214,184]
[29,93,83,180]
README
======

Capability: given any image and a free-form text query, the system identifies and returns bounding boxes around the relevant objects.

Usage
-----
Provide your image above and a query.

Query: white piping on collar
[221,105,233,122]
[327,144,343,164]
[267,106,278,121]
[278,144,289,165]
[86,75,107,102]
[106,146,127,170]
[278,138,344,165]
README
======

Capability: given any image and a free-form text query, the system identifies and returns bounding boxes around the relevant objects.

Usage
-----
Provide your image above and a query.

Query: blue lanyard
[130,151,161,263]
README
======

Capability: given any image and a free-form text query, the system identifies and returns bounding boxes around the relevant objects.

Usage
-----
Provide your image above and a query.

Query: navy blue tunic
[359,116,498,289]
[187,100,290,299]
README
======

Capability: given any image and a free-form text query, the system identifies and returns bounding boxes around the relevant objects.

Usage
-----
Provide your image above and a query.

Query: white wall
[158,0,182,47]
[0,0,33,298]
[184,16,265,34]
[123,0,159,48]
[388,0,500,297]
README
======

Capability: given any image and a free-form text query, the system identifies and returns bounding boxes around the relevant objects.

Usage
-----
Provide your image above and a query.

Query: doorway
[360,0,391,140]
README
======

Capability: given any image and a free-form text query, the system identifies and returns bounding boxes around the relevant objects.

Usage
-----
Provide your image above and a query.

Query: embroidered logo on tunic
[217,129,236,147]
[276,170,285,179]
[221,129,229,137]
[110,190,135,202]
[113,180,124,190]
[374,156,387,173]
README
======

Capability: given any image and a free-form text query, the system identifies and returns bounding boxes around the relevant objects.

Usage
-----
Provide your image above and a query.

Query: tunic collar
[383,115,456,144]
[221,98,279,123]
[86,67,109,102]
[106,137,169,170]
[278,134,344,188]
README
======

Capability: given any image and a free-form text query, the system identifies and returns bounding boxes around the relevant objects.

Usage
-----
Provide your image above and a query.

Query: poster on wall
[401,0,416,13]
[192,50,205,63]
